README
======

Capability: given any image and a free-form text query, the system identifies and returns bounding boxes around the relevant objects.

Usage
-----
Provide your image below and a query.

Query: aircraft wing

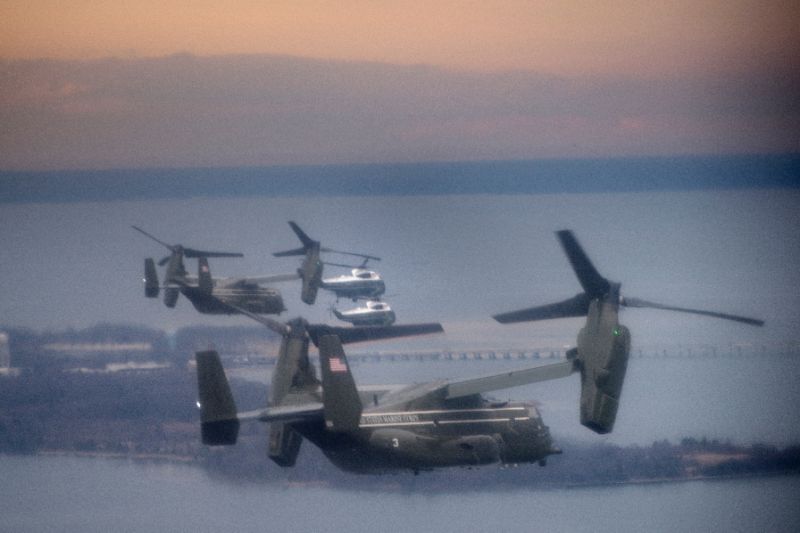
[442,360,577,400]
[243,273,301,284]
[212,273,301,285]
[238,403,324,423]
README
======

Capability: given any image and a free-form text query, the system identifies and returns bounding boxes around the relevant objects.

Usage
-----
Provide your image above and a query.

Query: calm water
[2,455,798,533]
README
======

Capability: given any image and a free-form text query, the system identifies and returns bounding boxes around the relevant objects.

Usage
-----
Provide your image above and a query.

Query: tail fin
[195,350,239,445]
[198,257,213,294]
[144,258,159,298]
[318,334,362,431]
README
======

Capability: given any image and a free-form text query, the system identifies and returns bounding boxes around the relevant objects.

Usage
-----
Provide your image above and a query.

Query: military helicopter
[321,262,386,302]
[133,226,297,315]
[273,222,382,305]
[195,230,763,474]
[332,299,396,327]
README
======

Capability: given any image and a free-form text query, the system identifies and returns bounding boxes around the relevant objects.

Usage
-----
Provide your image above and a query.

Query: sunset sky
[1,1,798,169]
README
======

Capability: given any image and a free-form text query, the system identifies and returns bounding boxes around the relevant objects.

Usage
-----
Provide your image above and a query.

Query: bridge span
[228,342,798,366]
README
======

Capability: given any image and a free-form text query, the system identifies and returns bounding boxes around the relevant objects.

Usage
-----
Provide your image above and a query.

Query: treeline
[1,369,798,490]
[0,367,266,455]
[1,323,279,369]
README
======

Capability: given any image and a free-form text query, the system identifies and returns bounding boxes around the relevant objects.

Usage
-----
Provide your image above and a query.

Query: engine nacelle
[268,424,303,467]
[300,265,321,305]
[577,317,631,434]
[163,287,180,308]
[144,258,159,298]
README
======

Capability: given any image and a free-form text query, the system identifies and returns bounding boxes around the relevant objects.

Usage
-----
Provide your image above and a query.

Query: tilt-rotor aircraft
[196,230,763,474]
[273,222,384,305]
[134,226,297,315]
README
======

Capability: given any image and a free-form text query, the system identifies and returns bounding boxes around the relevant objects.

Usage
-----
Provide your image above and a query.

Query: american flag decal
[329,357,348,373]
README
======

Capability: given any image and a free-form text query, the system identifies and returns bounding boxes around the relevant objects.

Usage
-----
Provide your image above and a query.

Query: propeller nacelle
[493,229,763,435]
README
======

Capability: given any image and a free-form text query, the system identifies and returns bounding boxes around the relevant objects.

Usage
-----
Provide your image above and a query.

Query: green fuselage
[290,396,557,474]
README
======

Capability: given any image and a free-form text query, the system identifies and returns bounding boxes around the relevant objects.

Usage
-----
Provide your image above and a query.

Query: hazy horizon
[1,166,796,353]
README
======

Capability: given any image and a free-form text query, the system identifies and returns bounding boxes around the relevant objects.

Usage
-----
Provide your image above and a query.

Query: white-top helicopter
[322,258,394,326]
[331,299,396,327]
[320,260,386,302]
[273,222,393,326]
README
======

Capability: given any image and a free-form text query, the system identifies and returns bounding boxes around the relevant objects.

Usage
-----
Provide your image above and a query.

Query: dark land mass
[1,154,798,204]
[2,364,798,492]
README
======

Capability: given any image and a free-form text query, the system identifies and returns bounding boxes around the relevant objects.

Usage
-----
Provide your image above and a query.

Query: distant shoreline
[1,153,798,204]
[20,448,800,492]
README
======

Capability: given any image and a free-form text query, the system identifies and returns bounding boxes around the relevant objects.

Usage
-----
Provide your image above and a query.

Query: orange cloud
[2,1,798,78]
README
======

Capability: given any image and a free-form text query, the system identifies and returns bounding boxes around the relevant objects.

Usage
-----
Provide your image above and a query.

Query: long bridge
[227,342,799,366]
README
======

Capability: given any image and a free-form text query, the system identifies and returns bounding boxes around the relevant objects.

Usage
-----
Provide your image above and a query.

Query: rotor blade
[132,226,174,251]
[307,323,443,347]
[133,226,242,259]
[322,261,363,269]
[183,248,244,259]
[556,230,610,298]
[288,221,317,249]
[493,293,591,324]
[622,297,764,326]
[273,247,308,257]
[321,248,381,261]
[157,255,171,266]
